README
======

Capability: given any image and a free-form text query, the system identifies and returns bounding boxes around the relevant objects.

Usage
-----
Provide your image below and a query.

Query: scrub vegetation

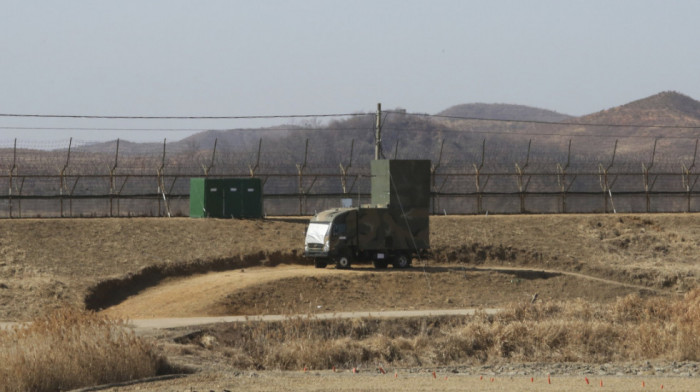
[176,289,700,370]
[0,308,170,392]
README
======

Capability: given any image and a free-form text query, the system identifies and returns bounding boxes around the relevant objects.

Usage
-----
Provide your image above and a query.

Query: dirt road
[79,369,700,392]
[100,264,661,330]
[101,265,339,319]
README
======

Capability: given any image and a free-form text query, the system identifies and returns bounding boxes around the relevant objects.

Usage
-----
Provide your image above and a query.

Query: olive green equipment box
[189,178,263,218]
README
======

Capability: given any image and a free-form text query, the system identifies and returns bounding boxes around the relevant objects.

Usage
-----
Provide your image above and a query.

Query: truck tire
[335,255,352,269]
[373,259,388,269]
[314,259,328,269]
[393,254,411,268]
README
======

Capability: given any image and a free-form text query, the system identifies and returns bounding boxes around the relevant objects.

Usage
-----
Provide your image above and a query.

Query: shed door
[223,186,241,218]
[206,183,225,218]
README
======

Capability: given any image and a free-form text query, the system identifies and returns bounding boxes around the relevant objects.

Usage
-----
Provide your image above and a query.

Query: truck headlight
[323,240,329,252]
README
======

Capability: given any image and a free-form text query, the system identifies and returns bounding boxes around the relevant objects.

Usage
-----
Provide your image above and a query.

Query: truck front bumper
[304,250,329,259]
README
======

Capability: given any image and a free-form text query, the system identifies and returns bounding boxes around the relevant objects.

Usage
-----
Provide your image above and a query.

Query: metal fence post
[515,140,532,213]
[472,139,489,214]
[296,139,309,215]
[59,138,72,217]
[598,140,618,213]
[556,140,577,213]
[642,139,658,213]
[682,139,699,212]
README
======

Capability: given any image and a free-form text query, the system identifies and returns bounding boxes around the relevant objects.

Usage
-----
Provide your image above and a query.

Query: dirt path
[96,371,700,392]
[466,265,663,293]
[101,264,662,323]
[101,265,344,319]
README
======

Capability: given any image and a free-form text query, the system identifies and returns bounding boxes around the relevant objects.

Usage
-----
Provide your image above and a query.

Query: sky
[1,0,700,145]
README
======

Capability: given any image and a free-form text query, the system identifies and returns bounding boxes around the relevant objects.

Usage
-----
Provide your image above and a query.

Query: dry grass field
[0,214,698,391]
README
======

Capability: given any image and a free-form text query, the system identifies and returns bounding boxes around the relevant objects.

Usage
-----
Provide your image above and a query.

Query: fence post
[642,138,658,213]
[339,139,354,194]
[203,138,217,177]
[17,177,25,218]
[109,139,120,217]
[296,139,309,215]
[8,139,17,218]
[515,140,532,213]
[156,139,171,217]
[69,176,80,217]
[598,140,618,213]
[472,139,489,214]
[246,138,270,190]
[60,138,72,217]
[248,138,262,177]
[682,139,699,212]
[556,140,577,213]
[431,139,444,214]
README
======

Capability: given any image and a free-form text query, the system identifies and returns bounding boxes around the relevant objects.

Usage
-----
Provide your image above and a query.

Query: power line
[0,112,368,120]
[3,109,700,139]
[2,109,700,130]
[0,125,372,132]
[392,111,700,130]
[380,125,700,139]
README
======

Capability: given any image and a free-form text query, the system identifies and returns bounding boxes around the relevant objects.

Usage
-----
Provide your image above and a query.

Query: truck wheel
[373,259,388,269]
[335,255,352,269]
[314,259,328,269]
[393,254,411,268]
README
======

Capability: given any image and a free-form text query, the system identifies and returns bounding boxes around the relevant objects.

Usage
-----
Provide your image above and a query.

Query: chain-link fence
[1,134,700,217]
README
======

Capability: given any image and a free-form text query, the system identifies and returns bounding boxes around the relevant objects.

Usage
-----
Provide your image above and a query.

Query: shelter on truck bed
[368,159,431,249]
[189,178,263,218]
[370,159,431,210]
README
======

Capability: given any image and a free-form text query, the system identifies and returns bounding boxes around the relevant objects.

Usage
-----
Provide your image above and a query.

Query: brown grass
[178,288,700,370]
[0,308,170,392]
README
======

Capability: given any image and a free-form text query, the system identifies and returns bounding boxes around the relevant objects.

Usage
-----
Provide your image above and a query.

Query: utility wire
[391,111,700,130]
[0,112,366,120]
[2,124,699,139]
[3,109,700,130]
[3,110,700,138]
[0,125,373,132]
[379,126,700,139]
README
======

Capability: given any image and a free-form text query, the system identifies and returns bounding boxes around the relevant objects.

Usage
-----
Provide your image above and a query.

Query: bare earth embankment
[0,215,698,391]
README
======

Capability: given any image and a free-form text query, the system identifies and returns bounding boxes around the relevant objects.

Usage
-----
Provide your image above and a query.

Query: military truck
[304,159,430,269]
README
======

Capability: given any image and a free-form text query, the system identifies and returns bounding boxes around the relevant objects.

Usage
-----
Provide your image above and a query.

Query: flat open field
[1,214,698,391]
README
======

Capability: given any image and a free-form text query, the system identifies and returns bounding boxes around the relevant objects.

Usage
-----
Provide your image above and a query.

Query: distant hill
[75,91,700,167]
[578,91,700,128]
[438,103,572,122]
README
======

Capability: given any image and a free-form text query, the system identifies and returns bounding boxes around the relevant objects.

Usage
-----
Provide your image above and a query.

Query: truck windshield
[305,223,329,245]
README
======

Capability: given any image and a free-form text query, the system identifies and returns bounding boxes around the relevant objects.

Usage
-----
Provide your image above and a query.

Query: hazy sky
[2,0,699,144]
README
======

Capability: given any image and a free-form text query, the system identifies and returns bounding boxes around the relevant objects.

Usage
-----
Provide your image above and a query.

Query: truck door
[345,209,357,246]
[330,211,355,256]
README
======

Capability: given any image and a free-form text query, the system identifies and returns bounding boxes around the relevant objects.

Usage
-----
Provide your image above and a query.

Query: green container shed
[189,178,263,218]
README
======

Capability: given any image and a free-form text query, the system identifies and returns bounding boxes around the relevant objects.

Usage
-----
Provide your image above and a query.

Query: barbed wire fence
[2,132,700,218]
